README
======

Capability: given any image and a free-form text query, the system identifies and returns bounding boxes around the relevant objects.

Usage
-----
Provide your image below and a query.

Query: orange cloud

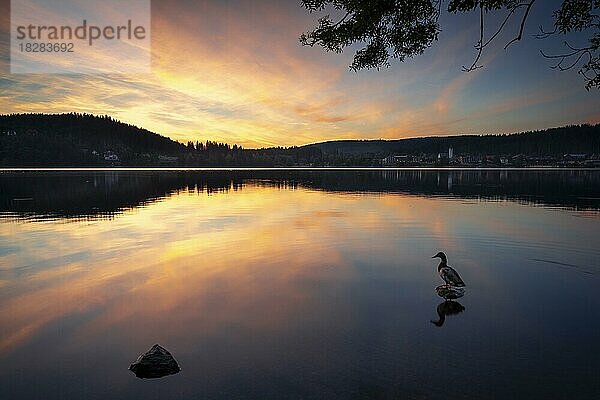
[0,0,598,146]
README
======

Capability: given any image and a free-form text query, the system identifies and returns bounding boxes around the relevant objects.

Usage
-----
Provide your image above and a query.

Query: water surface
[1,170,599,399]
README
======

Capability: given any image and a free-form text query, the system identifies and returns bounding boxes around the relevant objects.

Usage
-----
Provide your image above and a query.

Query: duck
[432,252,465,288]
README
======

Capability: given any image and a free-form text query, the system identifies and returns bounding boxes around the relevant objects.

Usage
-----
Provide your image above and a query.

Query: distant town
[380,147,600,168]
[46,146,600,168]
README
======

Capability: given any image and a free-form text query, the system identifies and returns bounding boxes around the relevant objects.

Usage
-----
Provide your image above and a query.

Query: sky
[0,0,599,148]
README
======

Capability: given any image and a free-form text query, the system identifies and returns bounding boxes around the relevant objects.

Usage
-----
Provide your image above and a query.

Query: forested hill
[303,125,600,156]
[0,113,186,165]
[1,113,599,166]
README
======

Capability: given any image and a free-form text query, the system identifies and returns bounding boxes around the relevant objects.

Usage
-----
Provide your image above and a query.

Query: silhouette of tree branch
[462,6,484,72]
[504,0,536,49]
[482,4,527,48]
[300,0,599,88]
[536,25,558,39]
[538,1,600,90]
[301,12,352,47]
[462,1,535,72]
[541,45,591,71]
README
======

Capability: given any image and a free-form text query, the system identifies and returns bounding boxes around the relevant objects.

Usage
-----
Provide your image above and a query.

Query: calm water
[1,170,599,399]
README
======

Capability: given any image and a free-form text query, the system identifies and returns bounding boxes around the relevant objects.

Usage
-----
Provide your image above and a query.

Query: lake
[0,169,599,399]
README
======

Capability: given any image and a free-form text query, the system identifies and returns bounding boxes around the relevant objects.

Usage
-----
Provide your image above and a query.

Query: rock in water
[435,285,465,300]
[129,344,181,379]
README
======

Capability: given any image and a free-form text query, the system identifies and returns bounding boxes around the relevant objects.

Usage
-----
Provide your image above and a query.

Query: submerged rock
[435,284,465,300]
[129,344,181,379]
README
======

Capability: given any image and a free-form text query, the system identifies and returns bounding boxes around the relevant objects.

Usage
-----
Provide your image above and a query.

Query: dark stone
[435,284,465,300]
[129,344,181,379]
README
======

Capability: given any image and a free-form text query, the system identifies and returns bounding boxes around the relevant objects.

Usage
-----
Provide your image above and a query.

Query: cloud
[0,0,598,147]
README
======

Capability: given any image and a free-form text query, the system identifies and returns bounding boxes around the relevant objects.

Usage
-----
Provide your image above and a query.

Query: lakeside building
[379,151,597,167]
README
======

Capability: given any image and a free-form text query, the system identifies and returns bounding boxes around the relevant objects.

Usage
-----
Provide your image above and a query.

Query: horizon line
[2,167,600,172]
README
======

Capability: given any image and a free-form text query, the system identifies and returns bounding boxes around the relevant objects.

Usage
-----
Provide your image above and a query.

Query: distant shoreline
[2,167,599,172]
[3,115,599,168]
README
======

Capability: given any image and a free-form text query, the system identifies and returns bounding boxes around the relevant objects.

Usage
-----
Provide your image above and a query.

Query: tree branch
[536,25,557,39]
[462,5,485,72]
[505,0,536,49]
[463,1,537,73]
[540,43,593,71]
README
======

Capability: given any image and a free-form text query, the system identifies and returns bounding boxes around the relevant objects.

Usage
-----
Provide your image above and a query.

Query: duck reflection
[431,284,465,327]
[431,300,465,327]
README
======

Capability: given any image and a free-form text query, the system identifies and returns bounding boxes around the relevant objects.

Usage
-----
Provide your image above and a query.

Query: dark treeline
[0,113,183,166]
[310,124,600,157]
[1,113,599,166]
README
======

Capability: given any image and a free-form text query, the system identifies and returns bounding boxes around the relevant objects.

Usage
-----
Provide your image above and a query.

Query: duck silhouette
[432,252,465,288]
[431,300,466,327]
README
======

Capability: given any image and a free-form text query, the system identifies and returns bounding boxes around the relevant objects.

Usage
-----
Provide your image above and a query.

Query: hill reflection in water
[1,169,599,221]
